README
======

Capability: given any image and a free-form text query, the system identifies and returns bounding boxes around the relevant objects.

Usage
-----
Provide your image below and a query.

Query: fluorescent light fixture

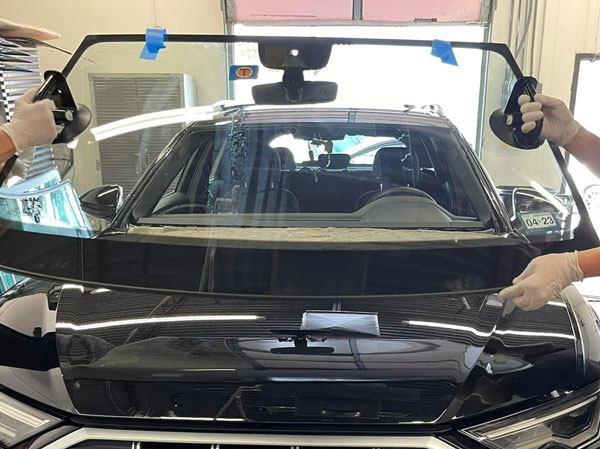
[62,284,84,292]
[182,368,236,372]
[56,314,263,331]
[547,300,568,308]
[405,320,575,340]
[89,288,111,295]
[495,328,576,340]
[157,416,214,421]
[405,320,492,338]
[90,106,216,142]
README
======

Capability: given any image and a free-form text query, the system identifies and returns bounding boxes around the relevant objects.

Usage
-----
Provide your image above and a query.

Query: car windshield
[0,36,586,295]
[135,108,488,230]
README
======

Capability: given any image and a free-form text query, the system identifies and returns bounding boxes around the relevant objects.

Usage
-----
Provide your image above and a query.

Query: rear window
[135,117,492,230]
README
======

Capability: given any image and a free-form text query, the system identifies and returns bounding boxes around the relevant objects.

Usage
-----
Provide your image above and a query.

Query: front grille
[61,379,457,423]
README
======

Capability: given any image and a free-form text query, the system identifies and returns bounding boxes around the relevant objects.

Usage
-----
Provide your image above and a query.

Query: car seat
[273,146,296,190]
[239,146,300,213]
[354,147,422,210]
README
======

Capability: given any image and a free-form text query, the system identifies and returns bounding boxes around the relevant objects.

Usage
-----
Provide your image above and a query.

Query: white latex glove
[0,89,57,151]
[498,252,583,311]
[518,94,581,147]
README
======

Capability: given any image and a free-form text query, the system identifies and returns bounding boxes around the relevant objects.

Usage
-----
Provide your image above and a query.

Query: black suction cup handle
[0,71,92,186]
[488,76,545,150]
[33,71,92,145]
[513,81,544,149]
[33,70,63,103]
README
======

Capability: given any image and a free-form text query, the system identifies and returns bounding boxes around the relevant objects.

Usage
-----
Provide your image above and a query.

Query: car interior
[147,122,490,227]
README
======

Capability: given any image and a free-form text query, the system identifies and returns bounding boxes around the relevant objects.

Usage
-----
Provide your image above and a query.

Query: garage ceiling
[227,0,492,24]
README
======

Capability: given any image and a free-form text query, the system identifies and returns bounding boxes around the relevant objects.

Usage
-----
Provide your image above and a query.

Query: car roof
[193,104,453,129]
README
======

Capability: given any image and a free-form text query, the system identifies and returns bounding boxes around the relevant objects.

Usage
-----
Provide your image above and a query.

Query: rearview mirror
[252,81,338,105]
[79,185,123,219]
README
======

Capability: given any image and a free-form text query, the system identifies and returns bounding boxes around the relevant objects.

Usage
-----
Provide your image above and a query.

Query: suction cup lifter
[33,70,92,144]
[489,76,545,150]
[0,71,92,186]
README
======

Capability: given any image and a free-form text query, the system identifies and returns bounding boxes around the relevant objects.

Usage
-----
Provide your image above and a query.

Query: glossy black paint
[50,286,583,423]
[79,185,123,219]
[1,274,598,427]
[0,226,538,295]
[0,36,599,445]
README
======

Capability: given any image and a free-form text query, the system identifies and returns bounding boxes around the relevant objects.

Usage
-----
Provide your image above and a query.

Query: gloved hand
[518,94,581,147]
[498,252,583,311]
[0,89,57,151]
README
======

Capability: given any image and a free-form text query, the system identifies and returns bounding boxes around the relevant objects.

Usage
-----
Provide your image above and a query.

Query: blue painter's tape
[140,27,167,60]
[431,39,458,66]
[229,65,259,80]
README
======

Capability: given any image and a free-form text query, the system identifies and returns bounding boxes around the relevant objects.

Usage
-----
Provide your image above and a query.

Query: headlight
[0,391,61,448]
[462,387,600,449]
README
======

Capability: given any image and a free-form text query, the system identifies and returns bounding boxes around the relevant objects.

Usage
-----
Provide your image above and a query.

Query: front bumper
[35,428,459,449]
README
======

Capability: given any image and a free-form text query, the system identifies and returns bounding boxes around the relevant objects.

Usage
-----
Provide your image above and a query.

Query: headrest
[229,146,281,191]
[373,147,419,188]
[245,146,281,170]
[318,153,350,169]
[273,146,296,170]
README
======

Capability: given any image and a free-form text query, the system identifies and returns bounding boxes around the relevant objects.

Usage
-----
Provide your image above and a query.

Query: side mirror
[79,185,123,219]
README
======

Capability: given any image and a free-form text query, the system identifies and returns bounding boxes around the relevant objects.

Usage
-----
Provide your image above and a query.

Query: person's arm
[519,94,600,175]
[0,89,57,165]
[499,249,600,311]
[0,129,16,164]
[577,247,600,278]
[500,96,600,311]
[498,251,584,311]
[564,127,600,178]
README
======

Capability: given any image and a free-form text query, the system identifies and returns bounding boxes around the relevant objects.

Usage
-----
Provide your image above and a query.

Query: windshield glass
[0,36,587,295]
[134,110,488,229]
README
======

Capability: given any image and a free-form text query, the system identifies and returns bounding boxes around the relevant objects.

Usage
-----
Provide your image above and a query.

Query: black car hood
[38,285,579,424]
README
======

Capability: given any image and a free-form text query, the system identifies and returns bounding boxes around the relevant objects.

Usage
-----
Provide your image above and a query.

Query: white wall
[536,0,600,102]
[64,41,228,192]
[2,0,225,71]
[2,0,225,192]
[491,0,599,103]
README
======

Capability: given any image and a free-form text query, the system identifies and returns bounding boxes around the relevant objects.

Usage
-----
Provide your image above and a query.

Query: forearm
[564,127,600,177]
[0,130,16,164]
[577,247,600,279]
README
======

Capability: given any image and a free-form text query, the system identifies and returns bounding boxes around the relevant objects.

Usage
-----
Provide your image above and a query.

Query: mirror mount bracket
[33,71,92,145]
[282,68,305,103]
